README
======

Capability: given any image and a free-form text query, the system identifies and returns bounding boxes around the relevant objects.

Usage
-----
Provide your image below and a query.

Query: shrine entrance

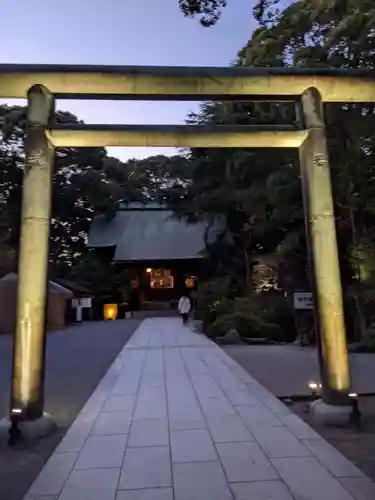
[1,64,373,425]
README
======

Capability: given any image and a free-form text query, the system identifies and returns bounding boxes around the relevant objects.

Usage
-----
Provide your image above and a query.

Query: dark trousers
[181,313,188,325]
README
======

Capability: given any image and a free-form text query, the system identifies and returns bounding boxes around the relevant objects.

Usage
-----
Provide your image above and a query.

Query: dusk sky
[1,0,285,161]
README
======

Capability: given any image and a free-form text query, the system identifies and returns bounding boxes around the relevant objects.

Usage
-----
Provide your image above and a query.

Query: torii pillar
[299,87,352,424]
[8,85,56,438]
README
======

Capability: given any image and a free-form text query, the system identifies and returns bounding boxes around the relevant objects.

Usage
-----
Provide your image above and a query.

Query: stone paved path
[24,318,375,500]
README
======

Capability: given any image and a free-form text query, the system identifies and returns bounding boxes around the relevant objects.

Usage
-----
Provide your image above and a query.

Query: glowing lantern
[104,304,118,320]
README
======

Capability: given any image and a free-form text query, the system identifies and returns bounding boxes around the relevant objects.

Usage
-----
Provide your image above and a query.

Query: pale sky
[1,0,276,161]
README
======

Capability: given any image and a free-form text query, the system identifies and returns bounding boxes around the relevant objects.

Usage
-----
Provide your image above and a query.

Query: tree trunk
[244,247,252,295]
[349,207,366,341]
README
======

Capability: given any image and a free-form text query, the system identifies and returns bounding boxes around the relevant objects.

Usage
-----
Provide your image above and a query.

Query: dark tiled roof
[88,205,226,262]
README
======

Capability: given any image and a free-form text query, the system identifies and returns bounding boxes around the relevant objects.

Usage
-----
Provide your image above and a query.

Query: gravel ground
[0,319,141,500]
[224,344,375,397]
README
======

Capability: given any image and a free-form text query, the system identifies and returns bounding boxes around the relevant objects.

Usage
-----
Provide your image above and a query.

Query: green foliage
[178,0,227,26]
[196,289,290,343]
[177,0,375,344]
[211,296,282,340]
[255,291,297,342]
[196,276,235,309]
[195,276,236,323]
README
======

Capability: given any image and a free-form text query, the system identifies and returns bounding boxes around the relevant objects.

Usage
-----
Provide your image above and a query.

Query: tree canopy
[173,0,375,339]
[3,0,375,336]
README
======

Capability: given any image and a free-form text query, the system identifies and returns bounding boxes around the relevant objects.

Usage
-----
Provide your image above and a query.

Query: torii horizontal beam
[48,124,308,148]
[1,64,375,101]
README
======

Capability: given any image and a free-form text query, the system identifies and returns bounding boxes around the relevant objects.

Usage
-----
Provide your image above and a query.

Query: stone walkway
[24,318,375,500]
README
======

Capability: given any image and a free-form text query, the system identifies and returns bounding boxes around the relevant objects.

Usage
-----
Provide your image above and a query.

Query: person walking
[178,294,191,326]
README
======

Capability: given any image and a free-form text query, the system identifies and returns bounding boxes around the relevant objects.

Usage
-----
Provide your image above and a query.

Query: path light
[309,381,320,400]
[8,408,22,447]
[349,393,361,428]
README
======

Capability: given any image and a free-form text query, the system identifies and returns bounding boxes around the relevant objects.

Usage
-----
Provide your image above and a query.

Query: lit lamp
[308,381,321,401]
[104,304,118,320]
[348,392,361,427]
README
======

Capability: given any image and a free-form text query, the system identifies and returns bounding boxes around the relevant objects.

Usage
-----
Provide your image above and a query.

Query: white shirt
[178,296,191,314]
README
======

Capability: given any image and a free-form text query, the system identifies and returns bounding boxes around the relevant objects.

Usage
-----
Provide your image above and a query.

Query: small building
[53,278,94,322]
[53,278,93,299]
[0,273,73,334]
[87,202,227,309]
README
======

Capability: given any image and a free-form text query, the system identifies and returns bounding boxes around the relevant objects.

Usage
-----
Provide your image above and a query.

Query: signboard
[293,292,313,310]
[80,298,92,308]
[72,298,92,308]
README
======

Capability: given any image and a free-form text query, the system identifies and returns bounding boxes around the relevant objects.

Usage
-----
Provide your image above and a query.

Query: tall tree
[177,0,375,337]
[0,106,131,275]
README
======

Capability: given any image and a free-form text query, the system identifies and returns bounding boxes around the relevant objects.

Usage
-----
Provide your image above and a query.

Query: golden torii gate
[1,64,374,432]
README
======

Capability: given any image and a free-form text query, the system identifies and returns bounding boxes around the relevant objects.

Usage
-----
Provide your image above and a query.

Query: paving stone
[173,461,232,500]
[339,477,375,500]
[127,419,169,447]
[200,397,237,418]
[168,401,201,414]
[271,456,354,500]
[91,412,132,435]
[59,468,120,500]
[224,389,260,406]
[206,415,254,443]
[251,425,311,458]
[277,413,321,440]
[168,405,206,428]
[74,435,127,469]
[168,399,201,412]
[56,419,95,453]
[137,387,166,403]
[133,400,167,420]
[169,415,207,431]
[119,446,172,490]
[230,480,295,500]
[140,379,165,389]
[116,489,173,500]
[170,429,218,462]
[103,394,137,412]
[28,452,78,496]
[216,442,279,482]
[235,404,283,428]
[257,394,292,416]
[24,496,58,500]
[24,495,58,500]
[302,438,364,478]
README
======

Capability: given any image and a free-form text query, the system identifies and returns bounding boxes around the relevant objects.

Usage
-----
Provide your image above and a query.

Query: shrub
[196,283,295,343]
[211,296,282,341]
[195,276,235,326]
[255,291,297,343]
